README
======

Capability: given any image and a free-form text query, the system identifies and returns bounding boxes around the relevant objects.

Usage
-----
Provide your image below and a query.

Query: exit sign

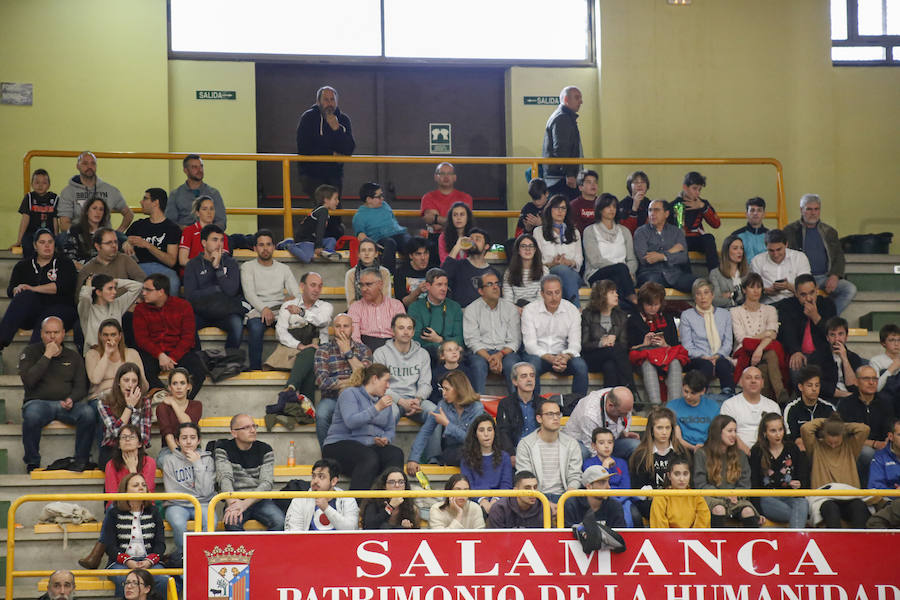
[196,90,236,100]
[524,96,559,105]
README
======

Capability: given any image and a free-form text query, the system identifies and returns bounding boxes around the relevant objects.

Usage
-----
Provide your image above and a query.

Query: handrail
[5,492,202,600]
[555,487,900,528]
[207,489,552,529]
[22,150,787,238]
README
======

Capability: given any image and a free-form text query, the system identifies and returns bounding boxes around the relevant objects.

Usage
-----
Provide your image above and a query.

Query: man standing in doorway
[296,86,356,199]
[542,86,583,200]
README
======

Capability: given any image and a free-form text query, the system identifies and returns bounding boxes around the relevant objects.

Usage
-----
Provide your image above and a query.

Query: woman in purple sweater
[460,414,513,517]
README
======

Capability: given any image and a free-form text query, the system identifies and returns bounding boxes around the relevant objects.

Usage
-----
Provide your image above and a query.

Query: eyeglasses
[141,286,157,293]
[232,423,258,432]
[360,280,379,287]
[372,193,385,199]
[386,479,406,487]
[124,580,145,587]
[858,376,879,382]
[99,240,118,246]
[481,281,500,288]
[541,411,562,418]
[119,434,138,441]
[519,244,536,249]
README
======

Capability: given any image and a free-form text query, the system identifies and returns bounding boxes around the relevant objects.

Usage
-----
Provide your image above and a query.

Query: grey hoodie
[161,449,216,508]
[373,339,432,402]
[58,175,128,225]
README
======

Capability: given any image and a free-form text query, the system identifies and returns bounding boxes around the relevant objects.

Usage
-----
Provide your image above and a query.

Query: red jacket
[134,296,196,361]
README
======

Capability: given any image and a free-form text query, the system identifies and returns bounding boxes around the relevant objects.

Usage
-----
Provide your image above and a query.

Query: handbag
[191,293,244,321]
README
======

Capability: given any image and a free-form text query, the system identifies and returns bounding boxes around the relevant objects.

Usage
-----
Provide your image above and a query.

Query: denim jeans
[468,350,520,395]
[166,503,209,550]
[195,313,243,350]
[316,396,338,448]
[223,498,285,531]
[246,316,276,370]
[613,436,639,460]
[812,273,857,316]
[522,353,589,397]
[281,237,337,263]
[107,562,169,598]
[549,264,583,307]
[22,399,96,468]
[760,495,809,528]
[139,262,181,297]
[394,399,441,462]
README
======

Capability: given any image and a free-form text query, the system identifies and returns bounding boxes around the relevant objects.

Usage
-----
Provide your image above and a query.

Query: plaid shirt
[314,340,373,399]
[98,395,152,448]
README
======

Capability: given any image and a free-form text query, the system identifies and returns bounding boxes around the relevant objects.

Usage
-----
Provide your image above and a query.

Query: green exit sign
[196,90,236,100]
[524,96,559,106]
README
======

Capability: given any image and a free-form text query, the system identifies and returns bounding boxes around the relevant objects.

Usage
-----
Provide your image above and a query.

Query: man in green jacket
[407,267,464,362]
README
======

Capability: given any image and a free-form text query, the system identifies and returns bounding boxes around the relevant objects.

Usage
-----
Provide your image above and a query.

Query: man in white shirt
[750,229,811,305]
[284,458,358,531]
[720,367,781,455]
[521,274,588,397]
[464,271,522,394]
[563,386,639,460]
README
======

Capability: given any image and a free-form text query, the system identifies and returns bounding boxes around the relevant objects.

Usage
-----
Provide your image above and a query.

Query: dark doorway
[255,64,507,243]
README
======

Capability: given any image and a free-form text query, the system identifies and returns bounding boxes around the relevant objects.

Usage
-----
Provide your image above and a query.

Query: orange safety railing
[6,492,202,600]
[23,151,786,238]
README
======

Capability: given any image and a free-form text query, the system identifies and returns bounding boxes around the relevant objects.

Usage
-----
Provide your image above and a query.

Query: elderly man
[216,413,283,530]
[839,365,896,487]
[542,86,583,199]
[167,154,227,229]
[75,227,146,291]
[0,229,77,350]
[314,313,373,447]
[783,194,857,315]
[348,267,406,351]
[633,200,697,293]
[521,274,588,397]
[720,367,780,455]
[296,86,356,197]
[751,228,812,305]
[496,362,540,453]
[39,569,76,600]
[464,270,521,394]
[420,162,474,240]
[564,386,639,460]
[19,317,91,472]
[58,151,133,232]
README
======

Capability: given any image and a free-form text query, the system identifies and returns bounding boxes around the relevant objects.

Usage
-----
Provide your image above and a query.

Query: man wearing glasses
[75,227,146,291]
[463,271,521,394]
[839,365,896,487]
[215,413,284,531]
[515,397,583,513]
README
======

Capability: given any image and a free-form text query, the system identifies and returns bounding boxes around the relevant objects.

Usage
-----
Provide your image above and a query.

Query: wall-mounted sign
[429,123,451,154]
[196,90,236,100]
[524,96,559,105]
[1,82,33,106]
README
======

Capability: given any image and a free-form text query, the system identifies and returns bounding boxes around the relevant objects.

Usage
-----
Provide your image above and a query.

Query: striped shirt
[502,265,548,306]
[348,296,405,343]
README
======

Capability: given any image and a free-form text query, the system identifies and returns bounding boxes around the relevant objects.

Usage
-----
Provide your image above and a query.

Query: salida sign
[185,530,900,600]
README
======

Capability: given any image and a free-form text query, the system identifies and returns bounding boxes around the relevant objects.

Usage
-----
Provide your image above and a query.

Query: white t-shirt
[720,393,781,448]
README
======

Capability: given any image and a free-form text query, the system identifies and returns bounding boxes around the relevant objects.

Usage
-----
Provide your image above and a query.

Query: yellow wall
[167,60,258,234]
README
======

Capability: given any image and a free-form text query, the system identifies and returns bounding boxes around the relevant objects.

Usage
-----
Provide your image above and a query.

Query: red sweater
[134,296,196,361]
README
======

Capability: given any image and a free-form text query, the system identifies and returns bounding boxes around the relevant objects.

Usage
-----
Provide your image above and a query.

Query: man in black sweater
[20,316,91,472]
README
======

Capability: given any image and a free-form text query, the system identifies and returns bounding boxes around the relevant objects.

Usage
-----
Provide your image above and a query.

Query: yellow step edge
[31,468,164,480]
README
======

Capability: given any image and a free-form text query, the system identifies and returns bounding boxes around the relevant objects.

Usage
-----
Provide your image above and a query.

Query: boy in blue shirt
[351,182,411,274]
[582,427,634,526]
[667,370,720,451]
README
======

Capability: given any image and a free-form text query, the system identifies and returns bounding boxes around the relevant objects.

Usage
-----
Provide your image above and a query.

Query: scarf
[596,221,620,244]
[696,306,720,355]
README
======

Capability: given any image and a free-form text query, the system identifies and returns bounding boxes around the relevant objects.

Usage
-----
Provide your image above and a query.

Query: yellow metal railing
[22,151,787,238]
[207,489,552,530]
[6,493,202,600]
[555,487,900,528]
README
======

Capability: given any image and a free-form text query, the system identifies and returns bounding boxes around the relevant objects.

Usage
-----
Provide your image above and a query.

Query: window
[831,0,900,65]
[168,0,594,64]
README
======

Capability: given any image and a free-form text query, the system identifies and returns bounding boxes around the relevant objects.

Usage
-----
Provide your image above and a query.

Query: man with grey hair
[58,151,133,232]
[496,362,541,453]
[634,199,697,292]
[347,266,405,352]
[542,86,583,199]
[39,569,76,600]
[296,85,356,198]
[783,194,857,315]
[521,274,588,397]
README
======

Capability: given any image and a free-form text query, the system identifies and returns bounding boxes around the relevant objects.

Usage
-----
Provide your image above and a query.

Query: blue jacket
[869,445,900,490]
[324,386,396,447]
[409,399,484,463]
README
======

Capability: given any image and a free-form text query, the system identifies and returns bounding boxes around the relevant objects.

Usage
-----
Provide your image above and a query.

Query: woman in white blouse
[533,195,583,307]
[583,193,638,307]
[730,272,789,404]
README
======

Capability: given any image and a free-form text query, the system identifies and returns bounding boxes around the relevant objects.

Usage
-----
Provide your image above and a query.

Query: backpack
[38,502,97,549]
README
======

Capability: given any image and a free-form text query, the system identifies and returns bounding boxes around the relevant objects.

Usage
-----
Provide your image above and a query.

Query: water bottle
[287,440,296,467]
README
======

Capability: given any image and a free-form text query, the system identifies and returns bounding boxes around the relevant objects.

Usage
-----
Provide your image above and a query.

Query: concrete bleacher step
[858,311,900,332]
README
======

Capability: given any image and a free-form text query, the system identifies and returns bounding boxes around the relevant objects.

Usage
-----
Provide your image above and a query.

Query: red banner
[186,529,900,600]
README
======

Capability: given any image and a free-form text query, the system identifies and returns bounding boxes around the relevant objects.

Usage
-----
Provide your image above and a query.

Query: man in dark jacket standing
[542,86,583,200]
[296,86,356,199]
[20,317,91,472]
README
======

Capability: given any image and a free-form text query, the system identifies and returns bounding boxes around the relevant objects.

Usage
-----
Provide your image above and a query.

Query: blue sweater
[461,451,514,492]
[667,395,721,446]
[869,445,900,490]
[324,386,396,446]
[352,202,406,241]
[409,399,484,462]
[582,456,631,491]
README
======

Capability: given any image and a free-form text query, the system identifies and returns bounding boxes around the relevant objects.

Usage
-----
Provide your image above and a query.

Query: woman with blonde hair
[406,370,484,473]
[323,363,404,490]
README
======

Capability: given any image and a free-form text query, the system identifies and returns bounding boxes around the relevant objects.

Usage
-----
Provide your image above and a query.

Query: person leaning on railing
[360,466,419,530]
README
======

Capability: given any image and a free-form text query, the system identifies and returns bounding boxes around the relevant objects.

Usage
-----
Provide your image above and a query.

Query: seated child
[429,340,476,404]
[650,457,711,528]
[582,426,634,527]
[278,184,344,263]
